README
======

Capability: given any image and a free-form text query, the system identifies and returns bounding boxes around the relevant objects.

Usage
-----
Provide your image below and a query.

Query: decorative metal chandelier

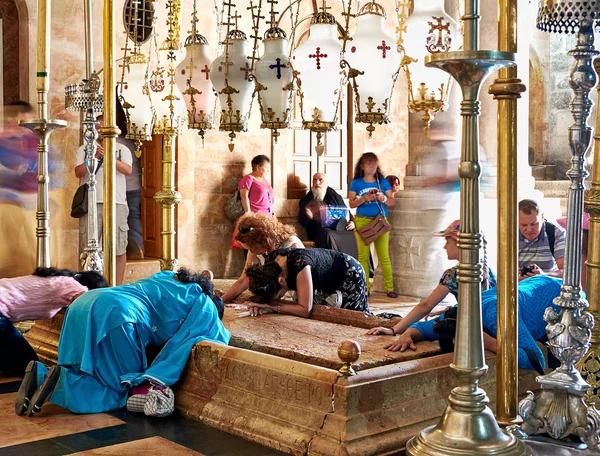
[211,3,261,151]
[118,0,156,156]
[293,1,345,154]
[150,0,186,136]
[397,0,460,136]
[346,0,401,138]
[254,0,294,142]
[175,0,217,143]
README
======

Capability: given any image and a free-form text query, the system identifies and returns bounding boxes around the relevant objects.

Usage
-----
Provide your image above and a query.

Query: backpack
[544,221,556,257]
[224,190,244,222]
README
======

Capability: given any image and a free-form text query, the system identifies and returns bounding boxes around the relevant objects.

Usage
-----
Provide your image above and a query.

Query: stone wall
[11,0,408,277]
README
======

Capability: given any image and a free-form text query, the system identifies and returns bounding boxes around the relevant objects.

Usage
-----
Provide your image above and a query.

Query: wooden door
[141,135,162,258]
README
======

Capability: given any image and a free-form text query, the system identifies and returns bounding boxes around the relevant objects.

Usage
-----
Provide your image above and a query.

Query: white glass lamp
[293,10,344,152]
[120,52,155,155]
[346,1,401,137]
[210,29,255,148]
[401,0,460,135]
[150,46,187,135]
[176,32,216,140]
[254,25,294,141]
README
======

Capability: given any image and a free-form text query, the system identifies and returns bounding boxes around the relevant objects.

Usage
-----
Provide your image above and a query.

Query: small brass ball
[338,339,361,364]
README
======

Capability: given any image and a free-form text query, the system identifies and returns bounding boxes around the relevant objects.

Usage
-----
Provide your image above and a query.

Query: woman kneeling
[246,248,369,318]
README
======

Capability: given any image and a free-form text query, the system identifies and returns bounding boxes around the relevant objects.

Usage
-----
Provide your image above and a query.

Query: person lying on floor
[15,268,230,417]
[245,247,369,318]
[372,275,567,372]
[0,267,106,377]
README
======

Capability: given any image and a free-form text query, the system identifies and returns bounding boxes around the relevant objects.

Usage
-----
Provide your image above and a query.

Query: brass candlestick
[19,0,67,268]
[406,1,526,454]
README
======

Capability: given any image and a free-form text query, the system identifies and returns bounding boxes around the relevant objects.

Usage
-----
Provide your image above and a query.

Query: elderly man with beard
[298,173,358,257]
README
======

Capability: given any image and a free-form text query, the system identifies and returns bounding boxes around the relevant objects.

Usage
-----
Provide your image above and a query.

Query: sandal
[386,291,398,299]
[15,361,38,416]
[27,365,61,417]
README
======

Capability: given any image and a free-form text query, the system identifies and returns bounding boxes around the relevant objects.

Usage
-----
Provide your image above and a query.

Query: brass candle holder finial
[337,339,361,376]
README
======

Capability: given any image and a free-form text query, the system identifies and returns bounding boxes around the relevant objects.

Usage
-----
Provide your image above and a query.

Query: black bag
[433,306,458,353]
[70,159,102,219]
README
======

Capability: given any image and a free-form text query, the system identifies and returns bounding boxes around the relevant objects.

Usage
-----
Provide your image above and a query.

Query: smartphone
[369,189,379,195]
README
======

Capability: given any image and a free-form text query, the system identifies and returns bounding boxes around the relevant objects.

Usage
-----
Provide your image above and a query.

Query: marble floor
[0,375,285,455]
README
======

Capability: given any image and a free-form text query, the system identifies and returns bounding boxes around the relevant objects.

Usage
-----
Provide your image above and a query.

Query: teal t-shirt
[349,177,392,217]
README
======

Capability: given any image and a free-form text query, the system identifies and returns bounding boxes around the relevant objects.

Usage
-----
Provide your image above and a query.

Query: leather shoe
[15,361,38,416]
[387,291,399,299]
[27,365,61,417]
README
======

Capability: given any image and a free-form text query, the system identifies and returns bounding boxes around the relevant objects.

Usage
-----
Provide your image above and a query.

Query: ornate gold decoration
[357,0,386,18]
[337,340,360,376]
[395,1,453,137]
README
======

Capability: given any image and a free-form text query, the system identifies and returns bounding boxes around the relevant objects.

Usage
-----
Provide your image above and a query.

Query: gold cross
[232,9,242,29]
[320,0,331,13]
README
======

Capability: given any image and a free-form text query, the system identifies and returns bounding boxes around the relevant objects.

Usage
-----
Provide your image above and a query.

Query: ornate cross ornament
[308,47,328,69]
[426,16,451,53]
[269,58,284,79]
[377,40,391,58]
[240,62,251,80]
[201,64,211,80]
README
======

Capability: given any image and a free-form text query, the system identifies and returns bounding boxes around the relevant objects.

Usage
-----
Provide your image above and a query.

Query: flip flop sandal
[27,365,61,417]
[15,361,38,416]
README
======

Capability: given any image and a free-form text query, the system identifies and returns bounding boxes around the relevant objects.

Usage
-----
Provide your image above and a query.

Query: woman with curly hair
[221,213,304,303]
[245,248,369,318]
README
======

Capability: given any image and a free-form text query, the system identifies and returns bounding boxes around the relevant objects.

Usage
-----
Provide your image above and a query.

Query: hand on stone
[247,302,270,317]
[214,288,224,297]
[384,334,416,352]
[366,326,393,335]
[345,221,355,231]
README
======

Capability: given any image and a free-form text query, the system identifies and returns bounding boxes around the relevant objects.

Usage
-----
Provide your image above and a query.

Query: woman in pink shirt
[0,267,106,377]
[239,155,274,216]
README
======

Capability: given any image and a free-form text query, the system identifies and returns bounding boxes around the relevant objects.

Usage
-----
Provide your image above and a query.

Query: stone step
[124,259,161,283]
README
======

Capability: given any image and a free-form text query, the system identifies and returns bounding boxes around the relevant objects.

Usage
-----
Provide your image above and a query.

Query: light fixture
[293,1,345,154]
[119,0,156,156]
[210,6,256,151]
[149,2,186,136]
[346,0,401,138]
[398,0,460,136]
[254,0,294,142]
[175,0,216,143]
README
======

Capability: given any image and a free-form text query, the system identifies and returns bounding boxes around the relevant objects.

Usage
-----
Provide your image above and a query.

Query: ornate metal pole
[488,0,526,425]
[101,0,119,286]
[19,0,66,268]
[577,57,600,405]
[65,0,103,273]
[154,0,183,271]
[406,1,526,454]
[512,5,600,447]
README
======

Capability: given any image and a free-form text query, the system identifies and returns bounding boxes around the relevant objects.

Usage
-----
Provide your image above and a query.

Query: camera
[520,264,534,276]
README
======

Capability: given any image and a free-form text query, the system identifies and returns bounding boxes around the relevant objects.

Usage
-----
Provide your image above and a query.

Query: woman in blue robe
[379,275,563,372]
[15,268,230,416]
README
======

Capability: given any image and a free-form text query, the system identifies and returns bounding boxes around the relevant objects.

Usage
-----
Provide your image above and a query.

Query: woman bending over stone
[221,213,304,303]
[15,268,230,416]
[245,248,369,318]
[0,267,106,377]
[367,219,495,350]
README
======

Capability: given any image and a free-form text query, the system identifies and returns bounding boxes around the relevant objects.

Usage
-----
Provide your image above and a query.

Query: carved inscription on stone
[223,360,326,408]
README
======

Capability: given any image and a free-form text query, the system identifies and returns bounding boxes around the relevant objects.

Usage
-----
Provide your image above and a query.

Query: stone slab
[223,310,440,371]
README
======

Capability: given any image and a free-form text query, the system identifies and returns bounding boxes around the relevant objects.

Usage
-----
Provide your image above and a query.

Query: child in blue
[349,152,397,297]
[15,268,230,416]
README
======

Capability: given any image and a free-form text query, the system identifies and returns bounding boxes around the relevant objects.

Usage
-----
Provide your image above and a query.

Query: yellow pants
[354,215,394,292]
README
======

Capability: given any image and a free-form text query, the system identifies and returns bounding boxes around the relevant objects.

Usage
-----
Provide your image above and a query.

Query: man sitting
[299,173,357,257]
[518,199,565,281]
